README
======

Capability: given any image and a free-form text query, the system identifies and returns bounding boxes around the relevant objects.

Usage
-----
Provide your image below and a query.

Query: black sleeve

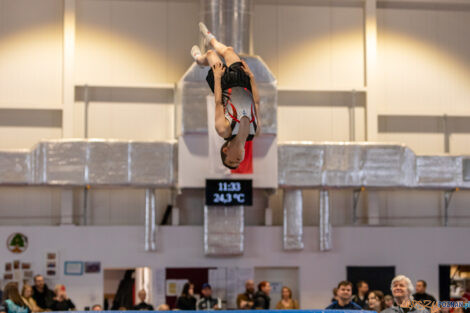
[175,298,182,309]
[45,292,55,309]
[254,297,265,310]
[50,300,57,311]
[68,299,76,310]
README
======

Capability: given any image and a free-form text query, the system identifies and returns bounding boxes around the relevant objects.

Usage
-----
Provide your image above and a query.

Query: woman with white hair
[381,275,428,313]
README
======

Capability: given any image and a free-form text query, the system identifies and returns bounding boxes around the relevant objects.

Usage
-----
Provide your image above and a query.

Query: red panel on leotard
[230,140,253,174]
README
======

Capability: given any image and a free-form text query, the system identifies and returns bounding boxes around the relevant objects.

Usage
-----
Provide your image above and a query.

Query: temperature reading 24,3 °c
[213,193,246,204]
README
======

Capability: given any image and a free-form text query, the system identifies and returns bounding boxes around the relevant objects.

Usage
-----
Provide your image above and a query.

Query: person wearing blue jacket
[326,281,363,310]
[2,282,30,313]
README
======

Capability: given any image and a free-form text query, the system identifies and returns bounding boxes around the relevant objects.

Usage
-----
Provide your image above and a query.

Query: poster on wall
[270,281,283,294]
[166,279,187,296]
[46,252,58,278]
[21,263,31,270]
[3,273,13,281]
[24,270,33,279]
[84,262,101,274]
[6,233,28,254]
[64,261,84,276]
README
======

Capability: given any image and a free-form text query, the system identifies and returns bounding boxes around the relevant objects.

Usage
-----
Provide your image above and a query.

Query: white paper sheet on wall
[208,268,227,307]
[166,279,187,297]
[153,269,166,306]
[226,268,238,309]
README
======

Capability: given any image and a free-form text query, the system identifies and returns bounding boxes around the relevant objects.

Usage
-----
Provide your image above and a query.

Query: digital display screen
[205,179,252,206]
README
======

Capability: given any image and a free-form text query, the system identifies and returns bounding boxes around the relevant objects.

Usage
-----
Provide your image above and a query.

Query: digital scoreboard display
[205,179,252,206]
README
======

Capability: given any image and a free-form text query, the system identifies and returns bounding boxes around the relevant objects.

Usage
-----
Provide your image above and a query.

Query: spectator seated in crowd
[21,285,41,313]
[382,275,428,313]
[353,281,370,309]
[368,290,386,312]
[32,275,54,311]
[325,281,362,310]
[133,289,154,311]
[384,295,394,309]
[237,280,255,310]
[91,304,103,311]
[275,286,299,310]
[413,280,437,303]
[2,282,31,313]
[176,282,196,310]
[196,283,221,310]
[51,284,75,311]
[254,281,271,310]
[156,304,169,311]
[331,287,338,302]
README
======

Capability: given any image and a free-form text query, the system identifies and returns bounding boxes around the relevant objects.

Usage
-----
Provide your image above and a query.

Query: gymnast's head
[220,141,244,169]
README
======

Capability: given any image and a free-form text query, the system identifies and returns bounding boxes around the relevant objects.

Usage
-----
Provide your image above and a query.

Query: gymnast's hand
[213,62,225,79]
[241,60,254,78]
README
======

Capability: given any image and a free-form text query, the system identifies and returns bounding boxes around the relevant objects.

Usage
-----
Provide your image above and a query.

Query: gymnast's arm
[241,60,261,136]
[213,63,231,138]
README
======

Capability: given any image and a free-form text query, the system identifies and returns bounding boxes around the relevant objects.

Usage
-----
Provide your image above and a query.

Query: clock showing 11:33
[205,179,253,206]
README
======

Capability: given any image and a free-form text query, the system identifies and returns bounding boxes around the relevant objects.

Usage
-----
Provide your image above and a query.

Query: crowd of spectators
[1,274,469,312]
[326,275,470,313]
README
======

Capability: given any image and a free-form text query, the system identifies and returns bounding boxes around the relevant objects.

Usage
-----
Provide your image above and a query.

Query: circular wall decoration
[7,233,28,254]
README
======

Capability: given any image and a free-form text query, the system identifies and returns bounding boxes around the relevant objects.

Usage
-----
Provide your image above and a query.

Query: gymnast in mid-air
[191,22,260,170]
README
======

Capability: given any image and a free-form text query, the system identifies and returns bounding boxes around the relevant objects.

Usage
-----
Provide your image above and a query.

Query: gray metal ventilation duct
[0,139,176,186]
[283,189,304,250]
[200,0,252,55]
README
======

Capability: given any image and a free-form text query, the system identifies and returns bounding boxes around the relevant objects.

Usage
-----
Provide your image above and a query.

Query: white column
[364,0,379,141]
[60,189,74,225]
[62,0,76,138]
[367,191,380,225]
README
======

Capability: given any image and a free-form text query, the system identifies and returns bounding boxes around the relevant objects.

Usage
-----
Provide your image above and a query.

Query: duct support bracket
[352,188,362,225]
[444,189,456,227]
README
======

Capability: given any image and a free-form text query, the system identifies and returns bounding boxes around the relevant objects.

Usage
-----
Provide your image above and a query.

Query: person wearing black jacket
[176,283,196,310]
[253,281,271,310]
[413,280,436,303]
[111,270,135,310]
[51,284,75,311]
[32,275,54,310]
[133,289,154,311]
[352,281,369,309]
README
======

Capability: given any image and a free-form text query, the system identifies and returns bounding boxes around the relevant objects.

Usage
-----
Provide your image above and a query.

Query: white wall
[253,2,366,142]
[0,187,62,225]
[72,0,198,140]
[1,225,469,310]
[376,6,470,154]
[2,0,469,151]
[0,0,63,149]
